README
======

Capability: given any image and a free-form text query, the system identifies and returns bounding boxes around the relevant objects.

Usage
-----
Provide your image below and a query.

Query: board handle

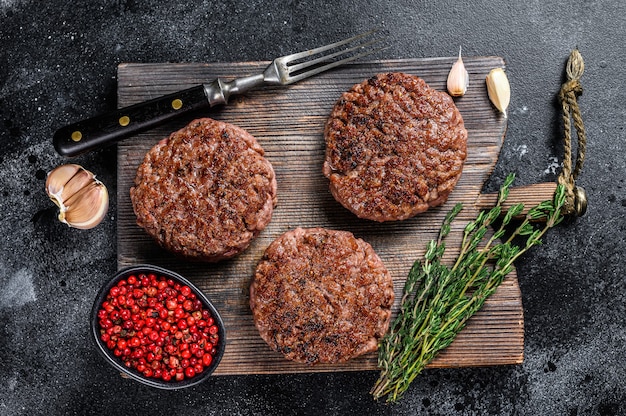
[474,182,558,219]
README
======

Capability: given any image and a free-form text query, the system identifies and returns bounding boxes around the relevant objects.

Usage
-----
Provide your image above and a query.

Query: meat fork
[54,30,383,157]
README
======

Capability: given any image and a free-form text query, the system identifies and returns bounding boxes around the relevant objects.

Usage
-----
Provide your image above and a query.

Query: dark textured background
[1,1,624,415]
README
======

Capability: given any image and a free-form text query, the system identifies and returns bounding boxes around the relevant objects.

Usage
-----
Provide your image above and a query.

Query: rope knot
[557,49,587,217]
[559,79,583,102]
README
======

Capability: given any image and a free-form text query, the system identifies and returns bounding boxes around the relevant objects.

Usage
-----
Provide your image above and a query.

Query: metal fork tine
[286,38,381,75]
[285,45,385,84]
[280,29,377,63]
[273,30,384,85]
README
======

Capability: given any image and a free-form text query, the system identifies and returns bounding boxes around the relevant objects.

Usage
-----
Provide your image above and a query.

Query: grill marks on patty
[250,228,394,364]
[130,118,277,262]
[323,72,468,222]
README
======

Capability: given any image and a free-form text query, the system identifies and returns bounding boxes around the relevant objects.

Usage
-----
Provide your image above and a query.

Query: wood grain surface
[116,57,526,375]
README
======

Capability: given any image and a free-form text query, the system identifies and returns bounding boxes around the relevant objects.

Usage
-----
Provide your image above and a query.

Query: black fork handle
[53,85,210,157]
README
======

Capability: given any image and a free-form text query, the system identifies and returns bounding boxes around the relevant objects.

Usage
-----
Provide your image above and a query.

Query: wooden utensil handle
[474,182,558,218]
[53,85,210,157]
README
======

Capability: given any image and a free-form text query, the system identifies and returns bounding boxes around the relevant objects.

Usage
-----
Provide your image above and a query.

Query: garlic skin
[447,47,469,97]
[46,164,109,229]
[485,67,511,117]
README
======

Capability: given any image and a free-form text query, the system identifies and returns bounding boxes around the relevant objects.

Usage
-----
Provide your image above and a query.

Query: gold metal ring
[573,186,587,217]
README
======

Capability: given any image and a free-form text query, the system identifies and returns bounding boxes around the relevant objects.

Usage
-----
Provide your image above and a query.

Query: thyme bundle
[371,173,566,402]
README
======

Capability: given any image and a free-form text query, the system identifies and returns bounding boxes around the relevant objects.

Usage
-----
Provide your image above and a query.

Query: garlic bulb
[46,164,109,229]
[485,67,511,117]
[447,47,469,97]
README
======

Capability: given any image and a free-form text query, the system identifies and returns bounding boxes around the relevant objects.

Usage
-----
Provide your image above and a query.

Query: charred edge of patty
[131,118,277,261]
[322,73,468,221]
[250,228,394,364]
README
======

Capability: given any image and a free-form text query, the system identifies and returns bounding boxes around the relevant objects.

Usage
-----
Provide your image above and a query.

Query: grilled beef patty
[130,118,277,262]
[250,227,394,364]
[323,72,468,222]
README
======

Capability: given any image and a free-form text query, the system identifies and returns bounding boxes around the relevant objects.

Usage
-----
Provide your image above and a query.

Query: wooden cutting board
[117,57,531,375]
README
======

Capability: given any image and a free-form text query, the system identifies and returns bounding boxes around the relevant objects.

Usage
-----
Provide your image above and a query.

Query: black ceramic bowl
[90,264,226,389]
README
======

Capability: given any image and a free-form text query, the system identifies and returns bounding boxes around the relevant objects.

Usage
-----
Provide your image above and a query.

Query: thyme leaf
[371,173,566,403]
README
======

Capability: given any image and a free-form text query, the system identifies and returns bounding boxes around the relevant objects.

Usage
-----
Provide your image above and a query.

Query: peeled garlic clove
[45,164,109,229]
[486,67,511,117]
[447,47,469,97]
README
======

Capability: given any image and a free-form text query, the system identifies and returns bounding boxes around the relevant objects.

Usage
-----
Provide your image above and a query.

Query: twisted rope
[557,49,587,216]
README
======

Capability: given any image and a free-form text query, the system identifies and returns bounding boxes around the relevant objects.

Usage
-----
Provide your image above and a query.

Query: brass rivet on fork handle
[557,48,587,217]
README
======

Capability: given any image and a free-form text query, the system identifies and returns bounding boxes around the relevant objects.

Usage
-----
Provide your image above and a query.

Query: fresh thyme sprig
[371,173,566,403]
